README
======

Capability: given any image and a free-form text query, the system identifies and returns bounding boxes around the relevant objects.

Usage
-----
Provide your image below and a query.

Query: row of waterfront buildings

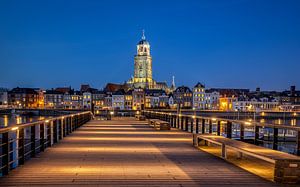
[0,84,299,112]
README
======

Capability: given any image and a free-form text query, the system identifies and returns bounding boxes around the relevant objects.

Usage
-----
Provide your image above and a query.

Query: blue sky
[0,0,299,91]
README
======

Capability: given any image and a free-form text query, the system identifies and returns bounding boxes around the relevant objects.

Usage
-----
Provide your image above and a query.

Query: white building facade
[83,92,92,109]
[193,82,205,109]
[233,97,279,111]
[112,93,125,110]
[204,91,220,110]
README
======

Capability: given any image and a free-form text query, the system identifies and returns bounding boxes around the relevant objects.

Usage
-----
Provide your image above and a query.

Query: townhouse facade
[173,86,193,109]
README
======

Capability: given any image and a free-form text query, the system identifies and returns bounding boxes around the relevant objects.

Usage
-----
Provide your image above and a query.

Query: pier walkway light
[11,127,19,131]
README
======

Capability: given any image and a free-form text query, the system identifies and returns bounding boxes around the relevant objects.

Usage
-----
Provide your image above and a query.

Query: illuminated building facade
[8,87,39,108]
[132,88,145,110]
[124,90,133,110]
[112,89,125,110]
[193,82,205,109]
[127,31,169,91]
[44,90,64,108]
[127,31,154,89]
[173,86,193,109]
[83,92,92,109]
[219,96,237,111]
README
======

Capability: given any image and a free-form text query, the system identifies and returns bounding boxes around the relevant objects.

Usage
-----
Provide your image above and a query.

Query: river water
[0,114,49,128]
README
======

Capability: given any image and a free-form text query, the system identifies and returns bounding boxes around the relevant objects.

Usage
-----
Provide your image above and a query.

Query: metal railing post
[181,116,184,130]
[240,123,244,140]
[185,117,189,131]
[226,121,232,139]
[40,123,45,152]
[209,120,212,134]
[59,118,63,140]
[273,128,278,150]
[1,132,9,175]
[53,120,58,143]
[217,121,221,136]
[191,118,194,133]
[297,131,300,156]
[201,119,205,134]
[196,118,199,134]
[254,125,260,145]
[63,118,67,137]
[47,122,51,147]
[30,125,36,157]
[18,128,25,165]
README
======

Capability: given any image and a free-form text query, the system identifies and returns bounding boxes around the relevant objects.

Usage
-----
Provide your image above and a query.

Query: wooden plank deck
[0,118,276,186]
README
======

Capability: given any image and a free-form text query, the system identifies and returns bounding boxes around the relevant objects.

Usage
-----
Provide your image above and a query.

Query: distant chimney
[256,87,260,92]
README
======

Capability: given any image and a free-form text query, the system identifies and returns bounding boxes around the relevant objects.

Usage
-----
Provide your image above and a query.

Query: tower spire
[142,29,145,40]
[172,76,176,87]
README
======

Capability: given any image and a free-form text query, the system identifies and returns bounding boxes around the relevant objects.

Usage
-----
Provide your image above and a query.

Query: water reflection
[277,118,282,125]
[245,118,298,126]
[291,119,297,126]
[0,114,47,127]
[3,115,8,127]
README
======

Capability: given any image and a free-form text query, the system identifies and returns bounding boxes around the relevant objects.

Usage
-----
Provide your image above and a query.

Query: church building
[127,31,168,91]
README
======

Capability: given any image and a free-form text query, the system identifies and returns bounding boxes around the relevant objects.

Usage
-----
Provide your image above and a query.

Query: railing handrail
[146,108,300,113]
[144,110,300,131]
[0,111,92,133]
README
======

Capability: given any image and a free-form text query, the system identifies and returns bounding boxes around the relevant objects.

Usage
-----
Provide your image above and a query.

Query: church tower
[132,30,154,89]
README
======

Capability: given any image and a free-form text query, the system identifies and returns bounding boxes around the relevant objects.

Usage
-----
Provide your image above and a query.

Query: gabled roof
[205,89,220,94]
[104,83,128,93]
[55,87,73,94]
[112,89,125,95]
[144,89,166,96]
[194,82,205,88]
[80,84,91,92]
[174,86,192,93]
[87,88,99,94]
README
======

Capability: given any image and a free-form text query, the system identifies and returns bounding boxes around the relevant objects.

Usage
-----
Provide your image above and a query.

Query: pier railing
[0,111,92,176]
[143,110,300,156]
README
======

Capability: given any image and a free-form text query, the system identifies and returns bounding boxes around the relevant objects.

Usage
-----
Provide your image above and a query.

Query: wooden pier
[0,117,274,186]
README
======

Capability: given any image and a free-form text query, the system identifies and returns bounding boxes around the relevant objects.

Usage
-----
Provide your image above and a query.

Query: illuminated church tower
[128,30,155,89]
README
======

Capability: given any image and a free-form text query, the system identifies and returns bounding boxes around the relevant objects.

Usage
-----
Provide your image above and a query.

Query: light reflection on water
[246,118,299,127]
[0,114,48,127]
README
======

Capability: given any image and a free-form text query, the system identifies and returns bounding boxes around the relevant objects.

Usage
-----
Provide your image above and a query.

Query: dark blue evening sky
[0,0,299,91]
